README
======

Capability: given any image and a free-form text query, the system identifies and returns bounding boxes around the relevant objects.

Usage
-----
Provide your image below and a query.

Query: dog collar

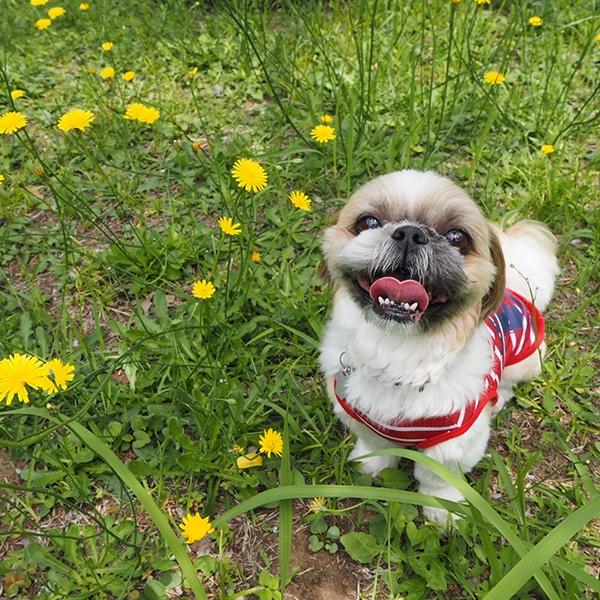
[333,289,545,449]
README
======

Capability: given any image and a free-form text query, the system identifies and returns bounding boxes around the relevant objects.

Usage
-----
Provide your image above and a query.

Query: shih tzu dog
[320,170,559,525]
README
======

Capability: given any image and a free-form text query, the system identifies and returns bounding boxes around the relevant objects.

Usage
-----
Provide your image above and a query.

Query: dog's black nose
[391,224,429,249]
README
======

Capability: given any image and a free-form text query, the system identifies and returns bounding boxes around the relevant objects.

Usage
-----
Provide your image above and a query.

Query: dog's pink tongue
[369,277,429,310]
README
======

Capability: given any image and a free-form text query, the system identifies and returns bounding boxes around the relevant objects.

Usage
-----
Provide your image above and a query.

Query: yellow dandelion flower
[258,428,283,458]
[100,67,115,79]
[123,71,135,81]
[475,0,490,4]
[541,144,555,154]
[80,3,90,9]
[451,0,461,3]
[31,0,49,5]
[218,216,242,236]
[35,18,52,30]
[102,42,113,51]
[11,90,24,100]
[57,109,95,132]
[529,16,543,27]
[124,103,146,121]
[179,513,214,544]
[236,453,264,469]
[0,353,52,405]
[310,124,336,144]
[0,174,5,185]
[43,359,75,394]
[483,71,506,85]
[189,67,198,78]
[231,158,268,193]
[123,102,159,124]
[48,6,66,19]
[309,498,327,513]
[597,33,600,41]
[140,106,160,124]
[320,114,333,123]
[192,279,216,299]
[251,251,261,263]
[289,190,312,211]
[0,111,27,134]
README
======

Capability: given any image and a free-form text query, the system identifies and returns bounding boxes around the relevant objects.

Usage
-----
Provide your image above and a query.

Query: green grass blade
[490,449,525,527]
[470,504,504,586]
[484,494,600,599]
[548,555,600,593]
[67,421,208,600]
[278,417,293,594]
[375,449,562,600]
[212,484,463,528]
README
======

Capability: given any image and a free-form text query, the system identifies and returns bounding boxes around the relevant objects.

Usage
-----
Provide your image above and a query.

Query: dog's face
[323,170,505,331]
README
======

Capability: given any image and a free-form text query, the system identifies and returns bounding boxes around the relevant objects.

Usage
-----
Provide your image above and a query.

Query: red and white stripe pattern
[335,289,545,449]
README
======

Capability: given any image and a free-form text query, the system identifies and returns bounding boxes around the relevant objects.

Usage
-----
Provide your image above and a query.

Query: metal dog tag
[335,369,350,399]
[335,352,354,399]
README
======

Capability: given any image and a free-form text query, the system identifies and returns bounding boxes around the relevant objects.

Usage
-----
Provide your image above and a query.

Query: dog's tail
[497,221,559,312]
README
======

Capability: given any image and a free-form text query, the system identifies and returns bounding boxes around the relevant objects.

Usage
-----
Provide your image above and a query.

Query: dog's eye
[354,216,381,233]
[444,229,472,254]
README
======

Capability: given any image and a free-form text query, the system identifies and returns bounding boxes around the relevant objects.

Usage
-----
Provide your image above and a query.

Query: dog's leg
[348,428,399,475]
[327,377,401,475]
[414,409,492,527]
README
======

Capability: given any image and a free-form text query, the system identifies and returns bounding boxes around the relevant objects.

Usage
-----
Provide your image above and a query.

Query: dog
[319,170,559,525]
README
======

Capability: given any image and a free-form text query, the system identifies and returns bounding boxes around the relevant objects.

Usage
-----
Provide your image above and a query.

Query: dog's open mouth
[356,276,448,323]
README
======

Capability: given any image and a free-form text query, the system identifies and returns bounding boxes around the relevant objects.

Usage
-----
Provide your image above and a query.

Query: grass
[0,0,599,598]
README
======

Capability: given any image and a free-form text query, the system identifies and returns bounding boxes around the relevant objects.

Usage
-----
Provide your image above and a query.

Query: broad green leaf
[340,532,382,564]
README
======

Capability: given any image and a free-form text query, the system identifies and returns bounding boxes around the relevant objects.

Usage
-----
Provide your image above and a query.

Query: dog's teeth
[377,296,398,308]
[377,296,418,312]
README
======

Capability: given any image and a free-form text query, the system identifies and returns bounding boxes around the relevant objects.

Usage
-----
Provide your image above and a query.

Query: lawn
[0,0,599,598]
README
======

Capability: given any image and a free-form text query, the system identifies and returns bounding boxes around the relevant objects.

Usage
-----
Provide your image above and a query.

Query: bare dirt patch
[203,503,383,600]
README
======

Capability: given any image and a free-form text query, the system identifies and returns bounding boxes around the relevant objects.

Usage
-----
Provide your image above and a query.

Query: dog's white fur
[320,170,559,525]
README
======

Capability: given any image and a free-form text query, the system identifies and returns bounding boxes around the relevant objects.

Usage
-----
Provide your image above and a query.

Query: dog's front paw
[349,440,398,477]
[415,464,467,529]
[422,505,459,530]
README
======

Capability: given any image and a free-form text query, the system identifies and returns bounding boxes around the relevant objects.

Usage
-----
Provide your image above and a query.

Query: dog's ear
[317,259,332,284]
[318,212,343,284]
[480,226,506,322]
